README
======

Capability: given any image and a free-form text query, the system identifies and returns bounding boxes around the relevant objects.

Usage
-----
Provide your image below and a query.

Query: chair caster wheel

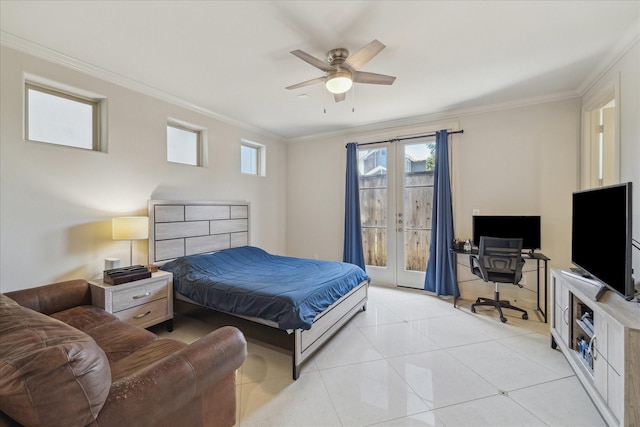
[500,317,507,323]
[522,313,528,320]
[471,306,476,313]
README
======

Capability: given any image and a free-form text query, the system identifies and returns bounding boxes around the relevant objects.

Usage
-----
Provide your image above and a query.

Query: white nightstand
[90,270,174,331]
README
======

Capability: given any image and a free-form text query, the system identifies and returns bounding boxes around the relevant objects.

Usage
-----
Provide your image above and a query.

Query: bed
[148,200,370,379]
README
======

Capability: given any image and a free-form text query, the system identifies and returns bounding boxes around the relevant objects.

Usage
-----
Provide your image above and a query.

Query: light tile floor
[153,284,606,427]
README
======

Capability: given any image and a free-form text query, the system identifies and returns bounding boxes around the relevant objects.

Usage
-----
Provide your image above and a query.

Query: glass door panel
[358,140,436,288]
[359,146,396,284]
[397,141,435,288]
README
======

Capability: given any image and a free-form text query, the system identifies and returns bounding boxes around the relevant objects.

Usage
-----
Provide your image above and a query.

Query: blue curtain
[424,130,459,297]
[343,142,366,271]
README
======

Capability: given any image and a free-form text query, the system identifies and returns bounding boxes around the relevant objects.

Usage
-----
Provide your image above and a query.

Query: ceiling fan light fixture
[325,70,353,94]
[287,40,395,102]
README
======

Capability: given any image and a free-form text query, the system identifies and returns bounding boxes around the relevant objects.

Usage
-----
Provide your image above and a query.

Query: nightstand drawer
[115,298,168,327]
[90,271,173,330]
[111,279,168,311]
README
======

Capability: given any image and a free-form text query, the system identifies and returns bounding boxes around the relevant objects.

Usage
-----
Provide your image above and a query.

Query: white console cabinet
[550,269,640,426]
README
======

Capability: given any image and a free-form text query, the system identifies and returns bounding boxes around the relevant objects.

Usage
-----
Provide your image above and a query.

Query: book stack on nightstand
[90,270,173,331]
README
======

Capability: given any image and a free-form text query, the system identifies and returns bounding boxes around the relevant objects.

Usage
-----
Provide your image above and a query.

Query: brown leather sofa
[0,279,247,427]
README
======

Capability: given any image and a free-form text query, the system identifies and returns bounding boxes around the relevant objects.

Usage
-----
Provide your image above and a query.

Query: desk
[450,248,550,322]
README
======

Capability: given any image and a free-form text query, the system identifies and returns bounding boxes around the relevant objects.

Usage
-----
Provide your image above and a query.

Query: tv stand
[594,284,609,302]
[550,269,640,426]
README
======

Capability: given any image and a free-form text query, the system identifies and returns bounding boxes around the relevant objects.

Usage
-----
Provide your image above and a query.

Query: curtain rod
[351,129,464,148]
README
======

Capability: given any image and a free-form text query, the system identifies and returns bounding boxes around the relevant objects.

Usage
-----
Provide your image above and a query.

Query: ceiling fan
[285,39,396,102]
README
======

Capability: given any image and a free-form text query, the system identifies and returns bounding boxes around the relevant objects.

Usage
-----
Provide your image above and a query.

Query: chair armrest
[514,257,525,285]
[4,280,92,315]
[469,255,488,281]
[97,326,247,427]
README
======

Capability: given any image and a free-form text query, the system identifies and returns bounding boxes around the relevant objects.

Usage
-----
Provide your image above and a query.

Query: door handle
[589,336,597,360]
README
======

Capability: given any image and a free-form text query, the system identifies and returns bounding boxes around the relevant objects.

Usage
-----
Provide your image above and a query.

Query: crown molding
[0,31,283,141]
[286,90,580,144]
[577,22,640,96]
[0,30,589,145]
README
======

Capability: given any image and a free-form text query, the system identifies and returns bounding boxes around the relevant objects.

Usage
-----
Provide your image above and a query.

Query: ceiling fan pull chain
[323,84,327,114]
[352,84,356,113]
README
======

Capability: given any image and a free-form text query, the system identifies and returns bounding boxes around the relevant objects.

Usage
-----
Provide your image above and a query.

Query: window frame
[166,120,207,167]
[241,139,266,176]
[581,75,620,189]
[25,82,105,151]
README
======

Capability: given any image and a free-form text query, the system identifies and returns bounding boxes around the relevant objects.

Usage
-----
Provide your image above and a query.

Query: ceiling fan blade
[333,92,346,103]
[286,76,326,90]
[290,50,335,72]
[344,39,385,70]
[352,71,396,85]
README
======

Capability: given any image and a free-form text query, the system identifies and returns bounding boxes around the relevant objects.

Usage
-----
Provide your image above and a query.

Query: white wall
[287,98,582,306]
[0,46,287,292]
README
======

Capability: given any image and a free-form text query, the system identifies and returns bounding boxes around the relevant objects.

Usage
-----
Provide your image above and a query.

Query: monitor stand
[568,268,608,301]
[594,284,609,301]
[569,267,592,278]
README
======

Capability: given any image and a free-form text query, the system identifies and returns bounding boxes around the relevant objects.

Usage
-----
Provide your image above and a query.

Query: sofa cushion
[50,304,119,332]
[51,306,159,363]
[0,294,111,427]
[110,339,187,381]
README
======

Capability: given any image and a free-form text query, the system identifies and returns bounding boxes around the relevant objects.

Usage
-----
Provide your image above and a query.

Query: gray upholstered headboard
[148,200,250,265]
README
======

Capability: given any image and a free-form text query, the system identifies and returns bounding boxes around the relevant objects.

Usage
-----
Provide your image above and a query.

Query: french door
[359,137,435,289]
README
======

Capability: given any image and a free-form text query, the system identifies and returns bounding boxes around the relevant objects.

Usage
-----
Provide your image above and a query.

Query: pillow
[0,294,111,427]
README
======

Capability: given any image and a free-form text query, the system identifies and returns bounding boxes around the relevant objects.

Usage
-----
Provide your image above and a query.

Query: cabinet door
[606,321,625,424]
[607,364,624,423]
[592,311,609,404]
[606,321,623,376]
[593,339,608,404]
[553,275,570,346]
[593,312,608,363]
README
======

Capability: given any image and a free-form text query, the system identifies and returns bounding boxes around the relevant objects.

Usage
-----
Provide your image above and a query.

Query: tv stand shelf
[550,269,640,426]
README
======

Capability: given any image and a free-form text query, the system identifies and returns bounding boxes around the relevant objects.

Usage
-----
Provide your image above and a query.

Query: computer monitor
[472,215,541,251]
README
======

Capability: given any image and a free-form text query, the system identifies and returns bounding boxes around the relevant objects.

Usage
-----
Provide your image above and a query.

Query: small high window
[241,140,265,176]
[167,122,205,166]
[26,83,105,151]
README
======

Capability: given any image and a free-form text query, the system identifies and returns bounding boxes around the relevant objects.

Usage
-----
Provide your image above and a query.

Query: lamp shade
[112,217,149,240]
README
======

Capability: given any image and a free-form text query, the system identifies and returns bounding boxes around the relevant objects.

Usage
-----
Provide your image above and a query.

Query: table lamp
[112,216,149,267]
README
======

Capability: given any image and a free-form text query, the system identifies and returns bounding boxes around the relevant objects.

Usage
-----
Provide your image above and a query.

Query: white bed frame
[148,200,368,379]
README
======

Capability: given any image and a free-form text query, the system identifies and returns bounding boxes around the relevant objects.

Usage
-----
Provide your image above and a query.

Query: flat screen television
[472,215,541,251]
[571,182,634,301]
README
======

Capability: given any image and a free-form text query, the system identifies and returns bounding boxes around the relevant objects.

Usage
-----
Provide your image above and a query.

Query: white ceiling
[1,1,639,140]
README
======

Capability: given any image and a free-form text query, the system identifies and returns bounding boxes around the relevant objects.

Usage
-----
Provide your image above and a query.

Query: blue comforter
[160,246,370,330]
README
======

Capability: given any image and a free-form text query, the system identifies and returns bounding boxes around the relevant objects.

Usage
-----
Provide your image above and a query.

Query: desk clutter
[452,239,472,252]
[103,265,151,285]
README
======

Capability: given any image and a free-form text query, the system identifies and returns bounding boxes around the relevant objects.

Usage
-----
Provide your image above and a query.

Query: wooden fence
[359,172,434,271]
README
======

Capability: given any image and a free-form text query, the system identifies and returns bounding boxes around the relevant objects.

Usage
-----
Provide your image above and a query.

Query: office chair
[469,236,528,323]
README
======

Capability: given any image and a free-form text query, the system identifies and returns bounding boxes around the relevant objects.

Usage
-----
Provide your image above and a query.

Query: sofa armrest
[5,279,92,314]
[97,326,247,427]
